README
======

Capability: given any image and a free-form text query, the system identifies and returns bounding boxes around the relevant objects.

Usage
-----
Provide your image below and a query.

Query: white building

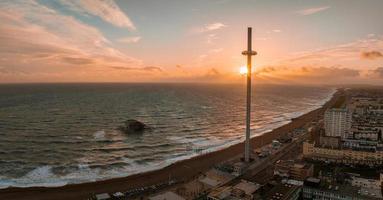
[324,108,351,139]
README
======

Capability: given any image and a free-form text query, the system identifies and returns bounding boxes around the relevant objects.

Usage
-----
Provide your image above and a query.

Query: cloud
[209,48,224,53]
[272,29,281,33]
[191,23,226,45]
[255,37,269,41]
[205,23,226,31]
[296,6,330,16]
[0,66,28,75]
[194,22,227,33]
[207,34,218,44]
[0,0,142,81]
[361,51,383,60]
[254,65,361,85]
[254,34,383,85]
[368,67,383,78]
[305,67,360,77]
[173,64,189,75]
[61,57,94,65]
[206,68,220,76]
[142,66,163,72]
[111,66,162,72]
[0,1,110,56]
[59,0,136,30]
[257,66,360,78]
[197,48,224,62]
[256,67,276,74]
[188,68,228,82]
[277,36,383,68]
[117,36,141,44]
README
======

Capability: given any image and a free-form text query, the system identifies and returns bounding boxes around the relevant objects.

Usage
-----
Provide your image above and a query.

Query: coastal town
[85,87,383,200]
[1,28,382,200]
[2,0,383,199]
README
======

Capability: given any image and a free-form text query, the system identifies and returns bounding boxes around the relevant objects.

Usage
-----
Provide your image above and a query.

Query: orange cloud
[368,67,383,78]
[272,36,383,72]
[170,65,365,85]
[361,51,383,60]
[111,66,163,72]
[61,57,94,65]
[0,1,143,82]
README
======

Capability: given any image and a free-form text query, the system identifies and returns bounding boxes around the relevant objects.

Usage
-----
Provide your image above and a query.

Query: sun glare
[239,66,248,75]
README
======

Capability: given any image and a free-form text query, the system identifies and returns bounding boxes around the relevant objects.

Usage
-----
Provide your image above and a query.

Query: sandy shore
[0,90,341,200]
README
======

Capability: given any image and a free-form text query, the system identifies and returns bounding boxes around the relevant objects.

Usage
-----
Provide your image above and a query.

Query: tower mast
[242,27,257,162]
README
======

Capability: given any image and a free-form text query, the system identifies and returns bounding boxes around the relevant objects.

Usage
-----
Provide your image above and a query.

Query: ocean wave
[0,166,68,189]
[0,85,337,188]
[93,130,106,140]
[86,146,135,152]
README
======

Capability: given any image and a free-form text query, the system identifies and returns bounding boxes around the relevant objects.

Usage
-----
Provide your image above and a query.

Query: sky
[0,0,383,85]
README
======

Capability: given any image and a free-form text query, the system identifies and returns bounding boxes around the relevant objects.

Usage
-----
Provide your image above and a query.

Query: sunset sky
[1,0,383,84]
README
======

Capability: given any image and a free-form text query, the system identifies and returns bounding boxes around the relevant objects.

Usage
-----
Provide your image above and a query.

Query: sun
[239,66,248,75]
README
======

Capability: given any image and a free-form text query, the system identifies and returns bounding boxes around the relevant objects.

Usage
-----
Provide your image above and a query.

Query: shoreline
[0,89,341,200]
[0,88,336,189]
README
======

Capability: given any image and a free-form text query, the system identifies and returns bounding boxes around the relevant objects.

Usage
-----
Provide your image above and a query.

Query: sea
[0,83,335,188]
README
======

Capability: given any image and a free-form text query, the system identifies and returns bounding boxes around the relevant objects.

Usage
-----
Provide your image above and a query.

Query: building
[207,180,260,200]
[303,177,381,200]
[303,142,383,166]
[263,183,301,200]
[199,176,221,189]
[305,94,383,166]
[207,186,232,200]
[232,162,247,176]
[231,180,260,199]
[348,96,383,143]
[348,97,383,115]
[342,139,383,152]
[199,169,235,189]
[349,173,382,190]
[324,108,351,139]
[274,160,314,181]
[319,135,341,149]
[149,191,185,200]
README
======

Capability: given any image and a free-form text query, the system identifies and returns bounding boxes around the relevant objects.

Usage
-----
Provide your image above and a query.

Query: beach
[0,90,342,200]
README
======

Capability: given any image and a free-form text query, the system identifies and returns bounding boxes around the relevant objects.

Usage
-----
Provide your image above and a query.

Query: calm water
[0,83,334,188]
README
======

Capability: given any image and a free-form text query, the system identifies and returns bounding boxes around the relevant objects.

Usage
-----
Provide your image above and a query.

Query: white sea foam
[93,130,106,140]
[0,166,68,189]
[201,105,211,109]
[24,166,54,180]
[78,163,89,169]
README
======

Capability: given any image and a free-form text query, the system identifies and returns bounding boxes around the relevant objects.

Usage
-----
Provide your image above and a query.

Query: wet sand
[0,90,341,200]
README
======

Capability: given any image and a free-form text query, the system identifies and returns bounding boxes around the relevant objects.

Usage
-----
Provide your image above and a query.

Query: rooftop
[233,180,260,195]
[304,177,382,200]
[149,191,185,200]
[208,186,232,200]
[264,183,300,200]
[199,176,221,187]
